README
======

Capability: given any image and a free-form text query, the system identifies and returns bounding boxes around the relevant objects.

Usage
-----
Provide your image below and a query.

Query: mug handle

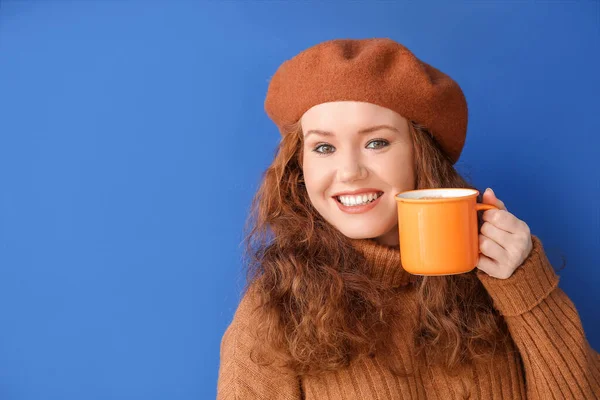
[476,203,498,211]
[475,203,498,253]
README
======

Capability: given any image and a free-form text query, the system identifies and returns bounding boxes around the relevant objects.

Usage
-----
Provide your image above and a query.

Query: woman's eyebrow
[304,125,399,138]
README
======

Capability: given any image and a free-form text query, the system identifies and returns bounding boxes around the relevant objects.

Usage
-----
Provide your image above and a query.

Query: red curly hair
[241,120,513,377]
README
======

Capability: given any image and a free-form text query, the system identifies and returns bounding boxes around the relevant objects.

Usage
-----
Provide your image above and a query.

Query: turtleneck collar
[348,237,418,288]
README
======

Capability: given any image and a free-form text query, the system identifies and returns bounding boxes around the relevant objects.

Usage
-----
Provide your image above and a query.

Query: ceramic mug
[394,188,498,276]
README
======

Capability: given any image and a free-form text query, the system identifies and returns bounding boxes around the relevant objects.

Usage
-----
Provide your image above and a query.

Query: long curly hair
[241,119,513,377]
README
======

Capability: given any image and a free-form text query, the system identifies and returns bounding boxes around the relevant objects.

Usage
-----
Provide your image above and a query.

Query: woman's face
[300,101,415,246]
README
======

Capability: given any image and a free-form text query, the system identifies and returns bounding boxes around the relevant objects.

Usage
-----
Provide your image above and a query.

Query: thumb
[483,187,496,202]
[483,187,507,210]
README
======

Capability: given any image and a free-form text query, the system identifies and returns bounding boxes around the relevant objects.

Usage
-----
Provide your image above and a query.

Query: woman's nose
[337,155,367,183]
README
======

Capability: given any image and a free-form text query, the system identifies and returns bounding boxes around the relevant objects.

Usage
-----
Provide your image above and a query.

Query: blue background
[0,1,598,399]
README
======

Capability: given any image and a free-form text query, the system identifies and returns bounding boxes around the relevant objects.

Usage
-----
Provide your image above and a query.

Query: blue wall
[0,1,598,399]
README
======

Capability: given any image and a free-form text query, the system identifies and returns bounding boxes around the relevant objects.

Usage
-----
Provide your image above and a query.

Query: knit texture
[217,235,600,399]
[264,38,468,164]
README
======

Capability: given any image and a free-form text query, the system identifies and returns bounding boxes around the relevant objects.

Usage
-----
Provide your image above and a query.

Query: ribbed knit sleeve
[217,286,302,400]
[476,235,600,399]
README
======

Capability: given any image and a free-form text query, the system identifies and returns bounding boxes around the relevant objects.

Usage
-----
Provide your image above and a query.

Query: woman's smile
[334,192,384,214]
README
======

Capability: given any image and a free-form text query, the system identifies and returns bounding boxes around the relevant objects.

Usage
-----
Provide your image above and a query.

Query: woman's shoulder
[217,282,302,399]
[219,281,277,375]
[223,282,263,336]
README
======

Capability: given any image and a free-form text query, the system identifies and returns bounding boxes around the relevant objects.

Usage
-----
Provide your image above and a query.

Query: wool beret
[264,38,468,164]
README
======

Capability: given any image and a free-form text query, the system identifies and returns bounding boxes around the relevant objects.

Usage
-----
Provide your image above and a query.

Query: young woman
[217,38,600,399]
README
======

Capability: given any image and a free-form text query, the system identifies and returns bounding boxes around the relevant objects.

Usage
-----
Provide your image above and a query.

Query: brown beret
[264,38,468,164]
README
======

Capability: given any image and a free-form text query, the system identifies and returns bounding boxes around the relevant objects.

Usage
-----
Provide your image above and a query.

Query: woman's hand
[476,188,533,280]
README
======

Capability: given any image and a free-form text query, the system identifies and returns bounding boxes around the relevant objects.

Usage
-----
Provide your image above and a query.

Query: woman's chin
[337,226,388,241]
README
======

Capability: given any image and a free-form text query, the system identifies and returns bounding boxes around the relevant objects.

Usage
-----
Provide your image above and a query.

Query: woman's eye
[366,139,389,149]
[312,140,389,155]
[312,144,335,154]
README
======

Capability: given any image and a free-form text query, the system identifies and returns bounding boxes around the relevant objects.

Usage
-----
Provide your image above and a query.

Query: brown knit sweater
[217,235,600,399]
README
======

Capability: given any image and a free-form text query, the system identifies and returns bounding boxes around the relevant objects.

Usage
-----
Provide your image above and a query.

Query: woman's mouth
[334,191,384,214]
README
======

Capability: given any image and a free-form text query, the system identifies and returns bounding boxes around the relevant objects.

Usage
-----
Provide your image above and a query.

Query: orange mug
[394,188,498,275]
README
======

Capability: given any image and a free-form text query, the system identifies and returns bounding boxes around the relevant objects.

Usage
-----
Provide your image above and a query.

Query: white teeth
[338,192,382,206]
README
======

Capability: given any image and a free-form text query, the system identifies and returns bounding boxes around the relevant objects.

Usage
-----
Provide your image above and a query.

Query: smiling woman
[299,101,415,247]
[217,38,600,399]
